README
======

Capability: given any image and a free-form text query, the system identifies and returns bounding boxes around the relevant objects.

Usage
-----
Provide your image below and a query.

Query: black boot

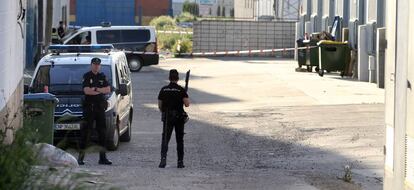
[98,152,112,165]
[177,160,185,168]
[159,157,167,168]
[78,151,85,165]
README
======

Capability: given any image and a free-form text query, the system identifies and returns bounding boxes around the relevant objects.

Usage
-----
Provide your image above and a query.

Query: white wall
[52,0,69,28]
[0,0,25,110]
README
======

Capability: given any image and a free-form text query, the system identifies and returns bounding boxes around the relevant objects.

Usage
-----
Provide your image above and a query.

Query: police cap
[91,57,101,65]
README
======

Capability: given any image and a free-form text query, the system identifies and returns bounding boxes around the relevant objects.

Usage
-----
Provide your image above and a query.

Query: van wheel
[107,122,120,151]
[128,57,143,72]
[120,119,132,142]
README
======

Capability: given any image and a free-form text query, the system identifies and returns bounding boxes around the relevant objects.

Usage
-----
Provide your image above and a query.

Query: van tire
[120,118,132,142]
[128,57,143,72]
[106,121,120,151]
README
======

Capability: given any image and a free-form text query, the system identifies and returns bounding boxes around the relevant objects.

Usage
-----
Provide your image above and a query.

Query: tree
[209,7,212,15]
[222,6,226,17]
[217,6,221,17]
[183,1,199,16]
[230,8,235,17]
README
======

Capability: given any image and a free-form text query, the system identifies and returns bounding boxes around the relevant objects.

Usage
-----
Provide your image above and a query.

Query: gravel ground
[72,57,385,190]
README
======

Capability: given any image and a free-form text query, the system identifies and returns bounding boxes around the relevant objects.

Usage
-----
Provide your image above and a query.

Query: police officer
[58,21,65,39]
[78,57,112,165]
[51,28,60,44]
[158,69,190,168]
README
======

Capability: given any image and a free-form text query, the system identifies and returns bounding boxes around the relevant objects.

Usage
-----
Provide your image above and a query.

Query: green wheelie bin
[307,39,320,72]
[297,39,320,72]
[297,39,306,68]
[23,93,59,144]
[317,40,351,77]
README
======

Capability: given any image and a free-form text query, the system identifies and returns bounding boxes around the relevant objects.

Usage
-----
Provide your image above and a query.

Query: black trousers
[80,104,107,152]
[161,117,185,161]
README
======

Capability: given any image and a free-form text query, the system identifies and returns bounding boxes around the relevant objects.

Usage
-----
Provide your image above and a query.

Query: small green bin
[297,39,320,72]
[23,93,59,144]
[297,39,306,67]
[317,40,351,77]
[307,39,320,69]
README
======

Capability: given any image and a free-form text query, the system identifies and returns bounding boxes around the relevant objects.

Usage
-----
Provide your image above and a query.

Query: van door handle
[408,80,412,90]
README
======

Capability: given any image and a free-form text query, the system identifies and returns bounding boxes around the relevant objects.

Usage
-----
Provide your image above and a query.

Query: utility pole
[169,0,173,17]
[44,0,53,49]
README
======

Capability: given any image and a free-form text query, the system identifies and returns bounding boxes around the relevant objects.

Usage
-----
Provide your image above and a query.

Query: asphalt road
[74,57,385,190]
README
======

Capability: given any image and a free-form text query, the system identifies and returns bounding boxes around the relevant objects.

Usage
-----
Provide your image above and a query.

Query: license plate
[55,123,80,130]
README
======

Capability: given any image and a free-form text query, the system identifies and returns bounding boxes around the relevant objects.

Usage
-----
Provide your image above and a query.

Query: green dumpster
[307,39,320,72]
[317,40,351,77]
[23,93,59,144]
[297,39,306,68]
[297,39,320,72]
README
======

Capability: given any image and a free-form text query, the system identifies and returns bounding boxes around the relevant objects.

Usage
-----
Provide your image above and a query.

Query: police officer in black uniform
[158,69,190,168]
[78,57,112,165]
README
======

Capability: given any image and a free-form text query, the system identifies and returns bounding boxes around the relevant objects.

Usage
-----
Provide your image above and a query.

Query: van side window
[67,32,91,44]
[97,30,121,44]
[121,30,150,42]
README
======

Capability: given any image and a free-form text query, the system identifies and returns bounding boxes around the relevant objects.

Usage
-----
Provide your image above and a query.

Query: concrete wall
[384,0,414,189]
[0,0,25,143]
[256,0,274,17]
[193,20,296,57]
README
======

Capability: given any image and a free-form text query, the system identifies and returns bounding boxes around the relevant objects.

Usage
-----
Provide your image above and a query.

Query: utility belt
[162,110,189,123]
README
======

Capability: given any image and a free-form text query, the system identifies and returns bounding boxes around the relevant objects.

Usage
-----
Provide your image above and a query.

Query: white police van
[26,45,133,150]
[61,24,159,72]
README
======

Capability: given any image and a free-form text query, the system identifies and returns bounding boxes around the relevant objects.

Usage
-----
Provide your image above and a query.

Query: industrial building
[297,0,385,87]
[297,0,414,189]
[1,0,70,143]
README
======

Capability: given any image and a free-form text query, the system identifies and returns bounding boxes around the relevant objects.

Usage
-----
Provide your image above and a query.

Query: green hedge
[149,16,176,30]
[176,12,197,23]
[172,38,193,55]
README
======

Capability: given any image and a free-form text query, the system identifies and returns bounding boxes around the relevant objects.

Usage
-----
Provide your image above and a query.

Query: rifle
[183,70,190,123]
[184,70,190,92]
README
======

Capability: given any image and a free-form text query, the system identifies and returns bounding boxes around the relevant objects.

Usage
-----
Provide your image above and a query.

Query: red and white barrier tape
[122,46,317,56]
[157,30,193,35]
[178,46,317,56]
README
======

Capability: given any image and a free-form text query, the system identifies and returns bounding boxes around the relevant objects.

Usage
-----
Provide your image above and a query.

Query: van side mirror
[118,84,128,96]
[24,85,29,94]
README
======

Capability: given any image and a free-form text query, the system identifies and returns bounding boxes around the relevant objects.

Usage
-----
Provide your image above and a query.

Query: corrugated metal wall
[75,0,136,26]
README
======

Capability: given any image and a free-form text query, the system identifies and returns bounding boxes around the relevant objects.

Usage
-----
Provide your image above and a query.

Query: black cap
[169,69,179,81]
[91,57,101,64]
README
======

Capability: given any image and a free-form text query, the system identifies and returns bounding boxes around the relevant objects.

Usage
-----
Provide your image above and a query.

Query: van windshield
[31,65,112,95]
